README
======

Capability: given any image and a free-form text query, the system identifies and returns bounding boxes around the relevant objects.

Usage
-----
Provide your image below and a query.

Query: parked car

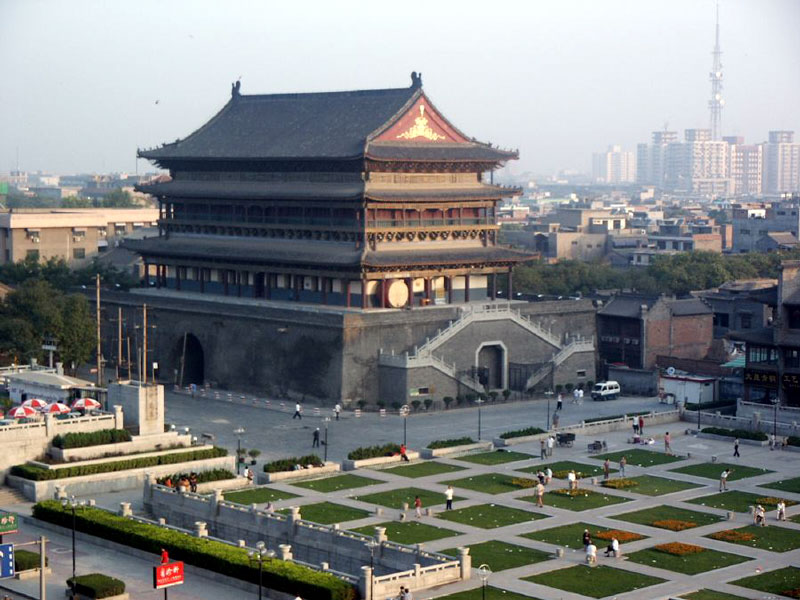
[591,381,621,401]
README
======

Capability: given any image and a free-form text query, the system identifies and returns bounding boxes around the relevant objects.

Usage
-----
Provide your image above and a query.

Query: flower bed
[709,529,756,543]
[263,455,323,473]
[156,469,235,486]
[654,542,705,556]
[601,479,639,489]
[650,519,697,531]
[67,573,125,599]
[499,427,545,440]
[594,529,645,543]
[347,443,401,460]
[52,429,132,449]
[700,427,767,441]
[756,496,795,507]
[427,437,475,449]
[511,478,537,489]
[550,488,584,497]
[11,447,227,481]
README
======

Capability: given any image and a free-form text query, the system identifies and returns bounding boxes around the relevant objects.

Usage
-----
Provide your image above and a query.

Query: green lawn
[792,514,800,524]
[444,473,536,495]
[350,521,457,544]
[456,450,534,465]
[732,566,800,597]
[669,462,773,481]
[705,524,800,553]
[626,545,750,575]
[521,521,646,549]
[520,488,631,511]
[761,475,800,494]
[593,448,684,467]
[291,474,381,493]
[614,505,724,530]
[680,591,751,600]
[440,540,551,572]
[223,486,298,504]
[433,587,542,600]
[516,460,615,479]
[688,490,795,513]
[277,502,368,524]
[524,565,665,598]
[351,487,462,509]
[380,461,466,478]
[435,503,546,529]
[619,474,703,496]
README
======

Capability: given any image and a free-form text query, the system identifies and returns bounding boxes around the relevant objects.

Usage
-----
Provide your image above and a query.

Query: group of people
[162,473,199,493]
[539,435,556,459]
[754,501,787,525]
[395,586,414,600]
[583,529,620,565]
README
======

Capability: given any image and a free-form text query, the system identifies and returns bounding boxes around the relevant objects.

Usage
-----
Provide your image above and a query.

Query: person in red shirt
[400,444,409,462]
[160,549,169,564]
[414,495,422,518]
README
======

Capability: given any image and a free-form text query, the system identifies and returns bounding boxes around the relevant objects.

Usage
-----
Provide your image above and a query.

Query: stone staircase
[0,485,27,506]
[525,338,596,390]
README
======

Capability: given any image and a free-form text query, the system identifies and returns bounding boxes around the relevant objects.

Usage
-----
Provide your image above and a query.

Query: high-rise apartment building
[636,130,677,186]
[592,145,636,184]
[664,129,732,196]
[764,131,800,194]
[724,136,763,197]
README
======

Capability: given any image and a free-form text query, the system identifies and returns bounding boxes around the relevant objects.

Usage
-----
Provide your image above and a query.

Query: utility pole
[96,274,102,386]
[117,307,123,381]
[143,303,148,385]
[40,535,47,600]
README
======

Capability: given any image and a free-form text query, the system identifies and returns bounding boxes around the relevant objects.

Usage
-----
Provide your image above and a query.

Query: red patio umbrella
[71,397,101,410]
[8,405,38,419]
[43,402,72,415]
[21,398,48,410]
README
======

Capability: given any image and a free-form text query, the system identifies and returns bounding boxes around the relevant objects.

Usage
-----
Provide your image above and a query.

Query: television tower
[708,2,724,140]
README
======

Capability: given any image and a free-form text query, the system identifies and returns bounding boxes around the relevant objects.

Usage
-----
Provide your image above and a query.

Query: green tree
[5,279,63,343]
[0,315,39,363]
[58,294,95,372]
[101,190,136,208]
[61,196,93,208]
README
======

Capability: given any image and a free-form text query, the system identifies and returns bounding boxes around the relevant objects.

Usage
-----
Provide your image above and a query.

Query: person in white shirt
[585,543,597,565]
[334,403,341,421]
[777,500,786,521]
[546,435,554,457]
[293,403,302,419]
[604,537,620,557]
[578,388,584,403]
[567,470,578,490]
[445,485,454,510]
[545,467,553,485]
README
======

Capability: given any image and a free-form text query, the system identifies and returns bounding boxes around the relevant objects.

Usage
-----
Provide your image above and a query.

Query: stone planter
[16,566,52,580]
[697,432,768,446]
[49,432,191,462]
[493,433,549,447]
[342,452,420,471]
[257,462,340,484]
[420,441,493,459]
[65,591,128,600]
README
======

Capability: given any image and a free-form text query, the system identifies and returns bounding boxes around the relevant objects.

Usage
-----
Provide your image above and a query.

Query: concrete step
[0,485,27,506]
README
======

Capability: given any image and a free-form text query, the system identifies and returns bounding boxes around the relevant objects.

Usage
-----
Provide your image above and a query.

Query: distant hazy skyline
[1,0,798,177]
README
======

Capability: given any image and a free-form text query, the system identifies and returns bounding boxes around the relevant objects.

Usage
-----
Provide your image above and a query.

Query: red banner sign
[153,561,184,589]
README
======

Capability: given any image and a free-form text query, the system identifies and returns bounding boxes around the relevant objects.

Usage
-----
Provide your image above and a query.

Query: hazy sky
[1,0,798,177]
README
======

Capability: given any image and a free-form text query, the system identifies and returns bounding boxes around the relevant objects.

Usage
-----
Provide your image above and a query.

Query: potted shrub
[357,399,367,410]
[443,396,454,409]
[247,449,261,465]
[391,401,402,410]
[565,383,574,393]
[411,399,422,412]
[465,393,477,404]
[423,398,433,411]
[376,400,386,410]
[502,389,511,402]
[236,447,247,464]
[488,391,498,402]
[555,384,563,394]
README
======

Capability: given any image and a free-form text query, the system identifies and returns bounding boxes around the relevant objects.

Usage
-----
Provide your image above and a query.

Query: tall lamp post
[475,397,484,440]
[248,542,275,600]
[400,405,409,446]
[478,564,492,600]
[772,396,779,447]
[544,390,554,432]
[62,495,82,599]
[366,539,379,600]
[234,427,245,475]
[323,417,331,462]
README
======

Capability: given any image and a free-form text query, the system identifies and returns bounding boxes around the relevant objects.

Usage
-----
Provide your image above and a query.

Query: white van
[591,381,621,401]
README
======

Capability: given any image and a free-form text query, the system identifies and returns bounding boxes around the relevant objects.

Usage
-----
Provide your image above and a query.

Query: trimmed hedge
[347,443,401,460]
[427,437,475,449]
[788,436,800,447]
[263,454,323,473]
[52,429,132,449]
[15,549,48,571]
[156,468,235,486]
[585,411,650,424]
[11,447,228,481]
[34,501,354,600]
[701,427,768,441]
[685,400,735,411]
[67,573,125,599]
[499,427,545,440]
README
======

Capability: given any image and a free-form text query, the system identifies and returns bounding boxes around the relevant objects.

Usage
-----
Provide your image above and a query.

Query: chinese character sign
[0,513,18,536]
[0,543,14,579]
[153,561,184,589]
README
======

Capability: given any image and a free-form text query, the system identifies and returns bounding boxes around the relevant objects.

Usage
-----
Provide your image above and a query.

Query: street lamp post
[772,397,779,447]
[234,427,245,475]
[366,539,379,600]
[248,542,275,600]
[400,405,409,446]
[478,564,492,600]
[544,390,554,432]
[62,495,81,599]
[323,417,331,462]
[475,398,484,440]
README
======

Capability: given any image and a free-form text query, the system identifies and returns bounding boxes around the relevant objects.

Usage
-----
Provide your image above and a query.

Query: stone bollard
[332,523,340,530]
[87,499,96,507]
[119,502,132,517]
[727,511,735,520]
[426,507,434,517]
[458,547,471,580]
[416,544,424,559]
[194,521,208,538]
[290,506,302,522]
[375,527,387,543]
[591,477,598,485]
[279,544,293,561]
[399,512,407,522]
[375,507,383,516]
[158,518,167,526]
[402,502,409,511]
[556,548,565,558]
[238,540,246,548]
[321,561,329,571]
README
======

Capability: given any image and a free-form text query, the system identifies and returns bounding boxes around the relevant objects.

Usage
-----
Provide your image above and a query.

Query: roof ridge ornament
[410,71,422,88]
[231,80,241,98]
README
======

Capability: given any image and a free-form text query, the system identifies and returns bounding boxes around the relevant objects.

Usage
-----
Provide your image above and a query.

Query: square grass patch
[761,475,800,494]
[593,448,684,467]
[522,521,647,549]
[351,486,463,509]
[688,490,795,513]
[350,521,457,544]
[456,450,533,465]
[619,474,703,496]
[223,486,298,504]
[380,461,466,478]
[524,564,665,598]
[517,460,615,479]
[434,587,542,600]
[436,503,546,529]
[626,545,750,575]
[680,591,751,600]
[291,473,381,493]
[732,566,800,598]
[444,473,536,495]
[614,505,724,530]
[521,488,631,511]
[669,462,773,481]
[278,502,368,524]
[705,524,800,553]
[440,540,551,572]
[792,514,800,524]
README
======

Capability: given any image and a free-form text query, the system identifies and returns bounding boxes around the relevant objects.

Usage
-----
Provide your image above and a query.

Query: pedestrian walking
[720,468,731,492]
[664,431,671,455]
[619,455,627,478]
[293,402,302,419]
[552,412,559,429]
[777,500,786,521]
[638,415,644,435]
[246,467,254,483]
[586,542,597,565]
[573,388,580,404]
[755,504,766,526]
[578,388,584,403]
[400,443,410,462]
[334,403,341,421]
[770,434,777,451]
[603,458,610,480]
[547,435,554,457]
[582,529,592,550]
[445,485,454,510]
[733,438,740,458]
[556,393,563,411]
[312,428,320,447]
[537,470,545,484]
[189,472,198,493]
[414,495,422,518]
[535,481,545,507]
[540,439,547,459]
[545,467,552,484]
[568,470,578,490]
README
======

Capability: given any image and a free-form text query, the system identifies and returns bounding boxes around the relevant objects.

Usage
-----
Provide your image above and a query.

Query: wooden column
[223,270,229,296]
[379,280,386,309]
[345,279,351,308]
[237,271,242,297]
[265,272,271,300]
[447,276,453,304]
[361,278,368,309]
[424,278,431,304]
[507,269,513,300]
[321,277,328,305]
[294,275,302,301]
[143,261,149,286]
[175,267,181,291]
[405,277,413,309]
[199,268,205,294]
[464,274,470,303]
[155,265,161,289]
